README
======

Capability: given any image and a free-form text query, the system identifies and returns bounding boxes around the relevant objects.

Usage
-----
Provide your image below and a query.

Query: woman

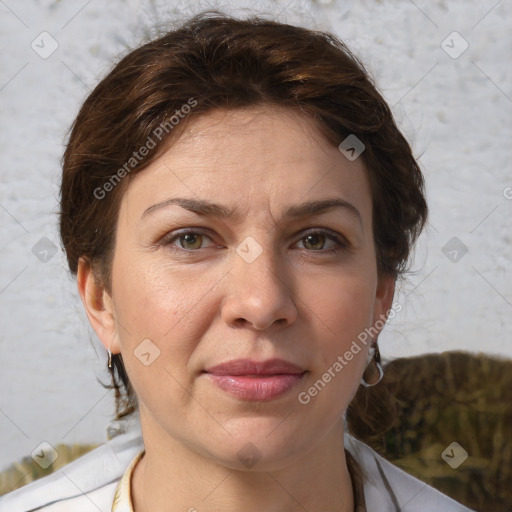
[1,11,474,512]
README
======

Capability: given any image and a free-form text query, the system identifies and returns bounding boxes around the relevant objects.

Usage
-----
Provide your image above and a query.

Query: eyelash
[159,228,348,254]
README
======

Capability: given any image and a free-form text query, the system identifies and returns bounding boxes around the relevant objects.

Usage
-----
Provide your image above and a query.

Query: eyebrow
[140,197,362,227]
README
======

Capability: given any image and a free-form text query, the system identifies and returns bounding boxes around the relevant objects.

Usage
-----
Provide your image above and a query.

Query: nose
[221,241,298,331]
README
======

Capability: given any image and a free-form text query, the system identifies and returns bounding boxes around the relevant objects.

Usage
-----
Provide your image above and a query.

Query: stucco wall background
[0,0,511,473]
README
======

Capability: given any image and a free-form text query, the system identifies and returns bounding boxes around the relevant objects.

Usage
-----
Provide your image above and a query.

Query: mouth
[203,358,307,401]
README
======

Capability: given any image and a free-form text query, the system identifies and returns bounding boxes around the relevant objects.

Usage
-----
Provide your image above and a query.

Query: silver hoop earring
[360,343,384,387]
[107,342,113,369]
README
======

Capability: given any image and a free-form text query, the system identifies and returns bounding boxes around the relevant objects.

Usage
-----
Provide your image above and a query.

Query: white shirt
[0,424,475,512]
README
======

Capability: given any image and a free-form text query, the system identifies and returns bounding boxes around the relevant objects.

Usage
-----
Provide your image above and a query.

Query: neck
[131,415,354,512]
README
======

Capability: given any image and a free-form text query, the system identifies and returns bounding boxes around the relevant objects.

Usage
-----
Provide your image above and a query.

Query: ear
[77,257,120,355]
[372,272,396,334]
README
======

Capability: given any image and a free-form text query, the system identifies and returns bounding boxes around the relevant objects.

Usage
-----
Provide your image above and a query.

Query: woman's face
[84,106,394,470]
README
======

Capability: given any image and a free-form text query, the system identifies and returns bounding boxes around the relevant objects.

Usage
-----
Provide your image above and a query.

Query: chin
[202,419,308,472]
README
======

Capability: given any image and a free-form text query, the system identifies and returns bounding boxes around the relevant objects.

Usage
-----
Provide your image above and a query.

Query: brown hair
[60,10,427,419]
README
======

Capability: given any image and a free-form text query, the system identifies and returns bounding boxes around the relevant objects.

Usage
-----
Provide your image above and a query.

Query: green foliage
[349,351,512,512]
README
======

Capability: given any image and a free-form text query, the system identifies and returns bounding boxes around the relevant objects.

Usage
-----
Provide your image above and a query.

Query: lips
[204,358,306,376]
[203,358,307,401]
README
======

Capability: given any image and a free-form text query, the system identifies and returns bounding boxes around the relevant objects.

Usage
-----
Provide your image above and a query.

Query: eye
[295,230,346,252]
[161,229,215,251]
[158,228,347,254]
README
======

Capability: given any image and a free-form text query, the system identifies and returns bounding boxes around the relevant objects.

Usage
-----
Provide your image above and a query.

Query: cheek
[307,271,376,346]
[109,253,202,390]
[112,250,203,339]
[300,268,376,409]
[111,261,208,417]
[296,277,374,420]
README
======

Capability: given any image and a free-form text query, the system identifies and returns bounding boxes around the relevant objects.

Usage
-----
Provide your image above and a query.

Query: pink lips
[203,358,307,401]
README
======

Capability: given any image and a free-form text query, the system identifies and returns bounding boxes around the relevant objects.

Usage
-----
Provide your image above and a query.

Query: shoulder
[0,429,143,512]
[344,433,475,512]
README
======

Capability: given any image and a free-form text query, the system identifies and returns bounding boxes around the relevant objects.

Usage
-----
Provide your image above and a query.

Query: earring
[107,342,113,369]
[360,343,384,387]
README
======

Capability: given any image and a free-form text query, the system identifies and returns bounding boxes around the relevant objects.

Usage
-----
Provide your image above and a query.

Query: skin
[78,106,395,512]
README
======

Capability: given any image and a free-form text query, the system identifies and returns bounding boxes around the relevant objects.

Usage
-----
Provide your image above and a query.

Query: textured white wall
[0,0,511,474]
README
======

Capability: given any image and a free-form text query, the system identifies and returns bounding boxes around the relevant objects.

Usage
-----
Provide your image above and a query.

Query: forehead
[169,106,336,168]
[120,106,372,224]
